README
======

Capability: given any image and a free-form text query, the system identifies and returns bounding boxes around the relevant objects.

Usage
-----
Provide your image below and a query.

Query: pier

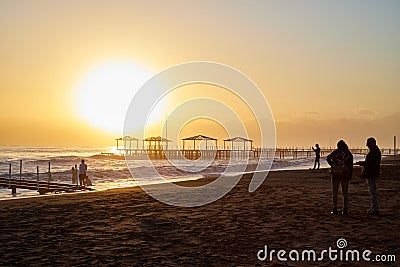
[119,147,396,160]
[115,135,399,160]
[0,160,91,195]
[118,135,262,160]
[0,178,87,195]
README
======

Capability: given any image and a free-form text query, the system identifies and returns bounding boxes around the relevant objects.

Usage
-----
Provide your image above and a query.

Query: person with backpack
[326,140,353,215]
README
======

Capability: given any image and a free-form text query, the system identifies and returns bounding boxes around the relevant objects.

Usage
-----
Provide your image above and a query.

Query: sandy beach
[2,1,400,266]
[0,161,399,266]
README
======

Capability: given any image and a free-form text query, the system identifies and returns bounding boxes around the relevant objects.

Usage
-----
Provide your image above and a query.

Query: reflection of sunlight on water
[108,146,119,154]
[90,180,138,191]
[0,188,44,200]
[90,175,204,191]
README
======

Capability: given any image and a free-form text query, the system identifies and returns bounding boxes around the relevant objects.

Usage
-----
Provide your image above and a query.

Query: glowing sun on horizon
[75,60,153,133]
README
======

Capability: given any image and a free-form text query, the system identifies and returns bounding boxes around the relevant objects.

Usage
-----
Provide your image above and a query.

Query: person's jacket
[359,146,381,179]
[327,148,353,178]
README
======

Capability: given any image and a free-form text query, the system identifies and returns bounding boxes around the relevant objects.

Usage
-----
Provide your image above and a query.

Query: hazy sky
[0,0,399,148]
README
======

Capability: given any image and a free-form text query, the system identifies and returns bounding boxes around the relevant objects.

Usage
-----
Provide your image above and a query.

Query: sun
[75,60,153,133]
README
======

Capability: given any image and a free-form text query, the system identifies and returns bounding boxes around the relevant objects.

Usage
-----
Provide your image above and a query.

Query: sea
[0,146,365,200]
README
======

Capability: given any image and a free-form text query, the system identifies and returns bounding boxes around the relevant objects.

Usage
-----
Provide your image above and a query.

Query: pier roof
[116,136,139,141]
[182,135,217,141]
[144,136,172,142]
[224,137,253,142]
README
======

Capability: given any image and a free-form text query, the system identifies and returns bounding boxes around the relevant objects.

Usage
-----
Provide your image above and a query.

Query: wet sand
[0,162,399,266]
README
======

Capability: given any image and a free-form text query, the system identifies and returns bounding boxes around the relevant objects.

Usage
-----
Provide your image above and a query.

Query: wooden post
[8,163,11,188]
[37,166,40,192]
[48,161,51,188]
[75,164,78,186]
[19,160,22,182]
[165,114,168,150]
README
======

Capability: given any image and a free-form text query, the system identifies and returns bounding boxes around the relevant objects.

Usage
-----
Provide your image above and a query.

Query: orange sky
[0,1,399,148]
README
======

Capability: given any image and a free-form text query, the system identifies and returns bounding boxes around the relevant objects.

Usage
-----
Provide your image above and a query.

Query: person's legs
[331,176,340,213]
[341,177,349,213]
[317,158,320,169]
[313,158,317,169]
[367,178,379,211]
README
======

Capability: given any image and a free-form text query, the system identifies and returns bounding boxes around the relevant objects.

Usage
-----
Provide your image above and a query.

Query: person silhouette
[357,137,381,215]
[327,140,353,215]
[71,167,77,184]
[312,144,321,169]
[74,164,78,185]
[79,159,87,186]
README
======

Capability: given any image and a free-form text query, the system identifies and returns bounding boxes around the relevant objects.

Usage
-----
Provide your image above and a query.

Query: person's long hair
[337,140,349,151]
